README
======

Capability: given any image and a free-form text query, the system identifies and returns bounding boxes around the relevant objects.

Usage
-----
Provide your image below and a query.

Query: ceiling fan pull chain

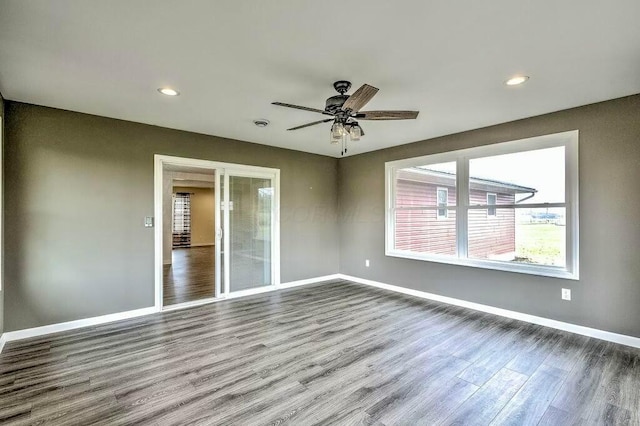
[344,133,349,155]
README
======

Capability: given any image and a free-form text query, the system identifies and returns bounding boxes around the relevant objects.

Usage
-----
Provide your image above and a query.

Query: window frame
[385,130,579,280]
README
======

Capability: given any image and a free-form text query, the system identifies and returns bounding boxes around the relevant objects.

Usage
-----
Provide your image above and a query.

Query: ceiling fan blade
[341,84,379,112]
[287,118,333,131]
[356,110,419,120]
[272,102,332,116]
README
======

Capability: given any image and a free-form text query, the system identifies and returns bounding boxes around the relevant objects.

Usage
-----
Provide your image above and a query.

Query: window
[487,193,497,217]
[172,192,191,248]
[385,131,579,279]
[437,188,448,219]
[393,161,457,256]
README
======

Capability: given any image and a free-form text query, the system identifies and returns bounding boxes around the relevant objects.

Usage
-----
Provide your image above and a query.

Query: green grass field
[515,223,565,266]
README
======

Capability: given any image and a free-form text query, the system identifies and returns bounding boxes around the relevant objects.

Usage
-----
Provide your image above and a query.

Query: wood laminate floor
[1,280,639,425]
[163,246,216,306]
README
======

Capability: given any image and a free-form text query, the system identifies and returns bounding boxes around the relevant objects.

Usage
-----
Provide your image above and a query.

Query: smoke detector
[253,119,270,128]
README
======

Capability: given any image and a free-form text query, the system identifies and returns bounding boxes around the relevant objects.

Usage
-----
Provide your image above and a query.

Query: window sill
[385,249,579,280]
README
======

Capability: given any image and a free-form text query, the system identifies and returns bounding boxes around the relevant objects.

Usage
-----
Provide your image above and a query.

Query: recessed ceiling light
[505,76,529,86]
[158,87,180,96]
[253,119,270,128]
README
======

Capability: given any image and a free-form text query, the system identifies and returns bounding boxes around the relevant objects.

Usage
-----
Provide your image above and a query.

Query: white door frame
[154,154,281,311]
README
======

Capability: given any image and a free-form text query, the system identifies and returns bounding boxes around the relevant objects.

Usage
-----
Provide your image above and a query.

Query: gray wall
[339,94,640,338]
[4,95,640,338]
[4,102,339,331]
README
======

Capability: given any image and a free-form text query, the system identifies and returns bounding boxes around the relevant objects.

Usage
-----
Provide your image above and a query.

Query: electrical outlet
[365,259,370,267]
[562,288,571,301]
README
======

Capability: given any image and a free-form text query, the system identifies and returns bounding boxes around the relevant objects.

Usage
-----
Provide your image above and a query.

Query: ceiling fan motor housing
[325,80,352,114]
[325,94,349,114]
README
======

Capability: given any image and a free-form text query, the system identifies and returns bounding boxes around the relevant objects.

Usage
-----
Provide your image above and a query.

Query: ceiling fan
[273,81,419,155]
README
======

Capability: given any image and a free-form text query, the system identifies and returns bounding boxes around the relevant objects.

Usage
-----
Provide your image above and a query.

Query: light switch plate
[144,216,154,228]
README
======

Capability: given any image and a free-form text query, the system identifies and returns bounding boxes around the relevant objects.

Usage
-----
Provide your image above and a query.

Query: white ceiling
[1,1,639,158]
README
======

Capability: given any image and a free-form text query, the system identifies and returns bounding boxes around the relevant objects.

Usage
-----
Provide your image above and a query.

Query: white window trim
[385,130,579,280]
[487,193,497,217]
[436,187,448,219]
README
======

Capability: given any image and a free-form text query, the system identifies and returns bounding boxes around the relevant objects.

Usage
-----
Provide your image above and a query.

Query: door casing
[154,154,280,311]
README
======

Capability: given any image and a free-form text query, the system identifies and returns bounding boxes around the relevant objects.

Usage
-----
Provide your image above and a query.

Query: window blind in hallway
[172,192,191,248]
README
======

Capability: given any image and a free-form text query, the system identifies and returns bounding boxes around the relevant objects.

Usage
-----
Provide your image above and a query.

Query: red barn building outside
[395,168,537,260]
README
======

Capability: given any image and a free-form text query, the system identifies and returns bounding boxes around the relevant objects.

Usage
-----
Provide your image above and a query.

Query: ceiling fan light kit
[331,122,344,141]
[273,80,419,155]
[349,122,362,141]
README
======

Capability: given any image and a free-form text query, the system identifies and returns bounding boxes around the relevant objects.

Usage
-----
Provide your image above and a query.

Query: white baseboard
[338,274,640,349]
[0,275,340,353]
[0,306,157,350]
[4,272,635,354]
[277,274,342,289]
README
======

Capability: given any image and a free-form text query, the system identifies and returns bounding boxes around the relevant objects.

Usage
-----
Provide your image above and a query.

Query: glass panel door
[227,174,273,292]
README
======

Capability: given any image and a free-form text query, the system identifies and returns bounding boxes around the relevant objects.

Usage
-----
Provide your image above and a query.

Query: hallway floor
[163,246,215,306]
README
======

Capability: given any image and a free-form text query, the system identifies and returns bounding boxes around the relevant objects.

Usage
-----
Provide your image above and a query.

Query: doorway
[163,168,216,306]
[154,155,280,310]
